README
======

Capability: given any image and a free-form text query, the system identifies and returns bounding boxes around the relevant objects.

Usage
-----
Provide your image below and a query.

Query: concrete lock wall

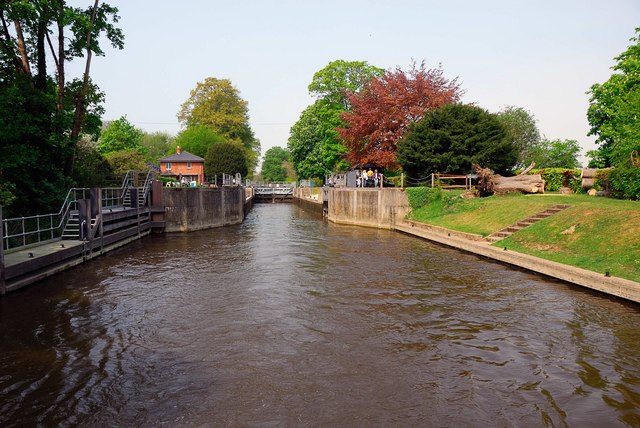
[327,188,410,229]
[163,187,245,232]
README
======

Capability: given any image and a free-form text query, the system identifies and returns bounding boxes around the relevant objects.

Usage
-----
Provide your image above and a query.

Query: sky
[68,0,639,165]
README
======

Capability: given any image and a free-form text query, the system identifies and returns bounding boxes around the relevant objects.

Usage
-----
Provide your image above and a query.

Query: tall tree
[338,61,463,170]
[98,116,144,154]
[0,0,123,216]
[308,59,384,108]
[527,139,582,168]
[177,77,260,174]
[587,27,640,167]
[397,104,517,176]
[496,106,542,168]
[172,125,224,159]
[260,146,290,182]
[205,142,248,178]
[140,131,173,163]
[288,100,347,179]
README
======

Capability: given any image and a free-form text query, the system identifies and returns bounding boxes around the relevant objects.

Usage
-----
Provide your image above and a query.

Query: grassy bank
[407,189,640,282]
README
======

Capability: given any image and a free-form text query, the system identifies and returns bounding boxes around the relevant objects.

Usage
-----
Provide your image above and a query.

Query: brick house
[158,146,205,185]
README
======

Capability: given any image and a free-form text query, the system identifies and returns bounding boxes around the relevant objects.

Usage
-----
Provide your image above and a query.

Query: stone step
[485,204,572,243]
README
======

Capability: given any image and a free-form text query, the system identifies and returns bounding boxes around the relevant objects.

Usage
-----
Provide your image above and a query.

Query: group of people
[356,169,383,188]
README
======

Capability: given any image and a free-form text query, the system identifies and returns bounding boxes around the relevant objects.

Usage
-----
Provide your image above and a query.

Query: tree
[177,77,260,174]
[397,104,517,177]
[527,139,582,168]
[496,106,542,168]
[587,27,640,167]
[0,1,123,216]
[308,60,384,108]
[172,125,224,159]
[72,135,113,186]
[288,100,348,179]
[98,116,144,154]
[205,142,248,178]
[141,131,173,163]
[339,61,463,169]
[104,149,147,180]
[261,147,290,182]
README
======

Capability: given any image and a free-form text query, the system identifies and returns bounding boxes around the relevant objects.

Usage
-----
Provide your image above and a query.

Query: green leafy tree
[0,1,123,216]
[261,147,290,181]
[104,149,147,179]
[339,61,463,169]
[288,100,348,179]
[205,142,248,178]
[587,27,640,167]
[141,131,174,163]
[397,104,517,176]
[309,60,384,108]
[527,139,582,168]
[178,77,260,174]
[72,136,114,186]
[496,106,542,168]
[98,116,144,154]
[171,125,224,159]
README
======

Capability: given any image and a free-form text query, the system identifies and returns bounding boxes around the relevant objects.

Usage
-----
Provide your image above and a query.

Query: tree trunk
[494,174,545,194]
[67,0,100,176]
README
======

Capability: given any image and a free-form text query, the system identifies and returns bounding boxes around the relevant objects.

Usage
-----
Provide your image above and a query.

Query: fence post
[431,173,434,188]
[0,206,5,295]
[401,173,404,189]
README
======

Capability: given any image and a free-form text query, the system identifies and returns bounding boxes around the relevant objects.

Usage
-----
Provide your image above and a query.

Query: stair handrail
[141,169,155,207]
[118,170,135,206]
[1,187,89,251]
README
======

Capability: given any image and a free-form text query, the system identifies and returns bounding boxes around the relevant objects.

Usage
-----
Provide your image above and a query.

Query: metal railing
[2,187,90,251]
[2,170,155,252]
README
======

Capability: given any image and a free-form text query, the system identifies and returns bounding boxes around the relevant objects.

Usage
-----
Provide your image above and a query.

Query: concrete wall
[163,187,245,232]
[326,188,410,230]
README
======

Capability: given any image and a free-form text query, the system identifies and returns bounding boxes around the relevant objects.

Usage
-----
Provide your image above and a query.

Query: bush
[608,167,640,200]
[406,187,460,209]
[529,168,581,192]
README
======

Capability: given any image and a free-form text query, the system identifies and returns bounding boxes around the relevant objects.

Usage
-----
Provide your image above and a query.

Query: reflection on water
[1,203,640,426]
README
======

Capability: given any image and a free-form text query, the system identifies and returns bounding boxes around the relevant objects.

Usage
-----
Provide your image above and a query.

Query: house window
[187,162,192,169]
[166,162,172,170]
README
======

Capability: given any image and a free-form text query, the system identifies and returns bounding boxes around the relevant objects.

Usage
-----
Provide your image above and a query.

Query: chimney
[176,145,181,154]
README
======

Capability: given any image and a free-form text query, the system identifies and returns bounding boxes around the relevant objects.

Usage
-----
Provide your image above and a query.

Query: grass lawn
[408,192,640,282]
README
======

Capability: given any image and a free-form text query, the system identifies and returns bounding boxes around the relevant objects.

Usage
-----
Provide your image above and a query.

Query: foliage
[261,146,290,182]
[0,1,123,216]
[496,106,542,169]
[308,60,384,108]
[338,61,463,169]
[172,125,224,159]
[406,187,458,209]
[177,77,260,174]
[288,99,348,178]
[528,168,582,192]
[72,136,114,187]
[397,104,517,177]
[0,181,17,208]
[526,139,582,169]
[141,131,174,163]
[104,149,147,180]
[587,27,640,167]
[98,116,144,154]
[586,149,608,168]
[205,142,248,178]
[608,167,640,200]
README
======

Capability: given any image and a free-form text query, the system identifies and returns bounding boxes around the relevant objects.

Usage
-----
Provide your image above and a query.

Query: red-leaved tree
[338,61,464,169]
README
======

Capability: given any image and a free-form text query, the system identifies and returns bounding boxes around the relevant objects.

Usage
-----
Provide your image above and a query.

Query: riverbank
[300,188,640,303]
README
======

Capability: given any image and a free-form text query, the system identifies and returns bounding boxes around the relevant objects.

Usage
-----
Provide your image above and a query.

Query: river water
[1,203,640,426]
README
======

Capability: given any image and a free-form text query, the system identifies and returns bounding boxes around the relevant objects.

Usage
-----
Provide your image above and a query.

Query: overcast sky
[69,0,639,164]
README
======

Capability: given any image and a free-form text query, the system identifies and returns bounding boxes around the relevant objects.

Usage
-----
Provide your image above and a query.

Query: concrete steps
[485,204,571,243]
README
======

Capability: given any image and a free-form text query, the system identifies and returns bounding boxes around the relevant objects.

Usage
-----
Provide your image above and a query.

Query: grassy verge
[407,189,640,282]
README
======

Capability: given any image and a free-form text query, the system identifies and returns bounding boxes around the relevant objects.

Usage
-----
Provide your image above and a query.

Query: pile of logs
[473,163,545,196]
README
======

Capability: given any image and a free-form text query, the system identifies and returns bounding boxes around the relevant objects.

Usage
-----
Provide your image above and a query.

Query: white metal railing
[252,181,296,188]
